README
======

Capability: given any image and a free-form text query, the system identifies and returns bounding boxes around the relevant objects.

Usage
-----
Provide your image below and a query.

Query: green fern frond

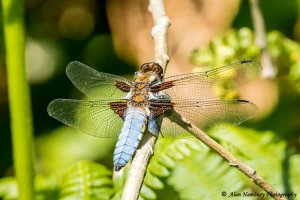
[169,150,248,200]
[60,160,113,200]
[211,127,300,194]
[140,139,206,199]
[140,184,157,200]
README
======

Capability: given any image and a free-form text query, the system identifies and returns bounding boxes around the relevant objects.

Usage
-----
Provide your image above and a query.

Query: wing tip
[67,60,81,66]
[47,99,65,116]
[47,100,58,116]
[66,61,83,74]
[236,99,259,117]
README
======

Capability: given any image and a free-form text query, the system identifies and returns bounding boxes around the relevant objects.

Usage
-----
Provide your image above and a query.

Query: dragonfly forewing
[66,61,132,100]
[159,60,261,100]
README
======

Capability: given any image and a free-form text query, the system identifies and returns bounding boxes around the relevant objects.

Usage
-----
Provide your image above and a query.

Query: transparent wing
[155,99,258,138]
[159,60,261,100]
[66,61,132,100]
[47,99,126,138]
[150,60,260,138]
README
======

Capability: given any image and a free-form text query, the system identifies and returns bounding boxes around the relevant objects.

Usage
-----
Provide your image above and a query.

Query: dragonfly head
[134,62,163,82]
[140,62,163,76]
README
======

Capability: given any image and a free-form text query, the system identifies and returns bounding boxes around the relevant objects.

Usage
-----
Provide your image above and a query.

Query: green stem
[2,0,35,199]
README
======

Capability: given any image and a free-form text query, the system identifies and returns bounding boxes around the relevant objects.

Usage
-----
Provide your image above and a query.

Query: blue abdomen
[113,107,147,171]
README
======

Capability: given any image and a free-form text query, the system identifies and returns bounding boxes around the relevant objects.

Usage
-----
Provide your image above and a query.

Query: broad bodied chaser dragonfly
[47,60,261,171]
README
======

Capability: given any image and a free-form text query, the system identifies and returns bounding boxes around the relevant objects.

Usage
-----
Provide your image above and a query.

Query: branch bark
[121,0,170,200]
[249,0,277,78]
[148,0,170,73]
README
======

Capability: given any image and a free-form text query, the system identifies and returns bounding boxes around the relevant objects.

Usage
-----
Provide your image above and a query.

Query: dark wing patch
[109,101,128,118]
[115,81,131,92]
[150,81,175,92]
[148,101,174,118]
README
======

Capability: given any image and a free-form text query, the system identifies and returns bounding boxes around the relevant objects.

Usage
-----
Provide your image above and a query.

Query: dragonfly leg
[148,119,159,136]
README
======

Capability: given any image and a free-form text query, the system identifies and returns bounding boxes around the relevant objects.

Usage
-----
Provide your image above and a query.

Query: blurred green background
[1,0,300,199]
[0,0,135,177]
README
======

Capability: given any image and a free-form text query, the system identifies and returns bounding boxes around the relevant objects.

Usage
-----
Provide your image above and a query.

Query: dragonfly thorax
[128,64,163,108]
[127,82,151,107]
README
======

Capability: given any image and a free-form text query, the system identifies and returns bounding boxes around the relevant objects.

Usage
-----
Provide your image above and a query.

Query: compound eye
[141,63,148,71]
[153,63,163,74]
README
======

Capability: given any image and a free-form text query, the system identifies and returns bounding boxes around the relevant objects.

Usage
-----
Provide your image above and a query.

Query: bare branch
[148,0,170,73]
[249,0,277,78]
[121,0,170,199]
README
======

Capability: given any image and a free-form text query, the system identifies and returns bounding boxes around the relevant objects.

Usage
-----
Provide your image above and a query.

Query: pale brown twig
[120,0,170,200]
[249,0,277,78]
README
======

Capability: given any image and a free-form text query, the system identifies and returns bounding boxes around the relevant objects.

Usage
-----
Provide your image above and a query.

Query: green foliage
[191,27,300,94]
[190,28,260,67]
[141,139,205,199]
[2,130,299,200]
[60,161,114,200]
[35,175,60,200]
[0,175,60,200]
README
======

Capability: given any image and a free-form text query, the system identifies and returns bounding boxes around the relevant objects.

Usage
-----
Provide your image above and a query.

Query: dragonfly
[47,60,261,171]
